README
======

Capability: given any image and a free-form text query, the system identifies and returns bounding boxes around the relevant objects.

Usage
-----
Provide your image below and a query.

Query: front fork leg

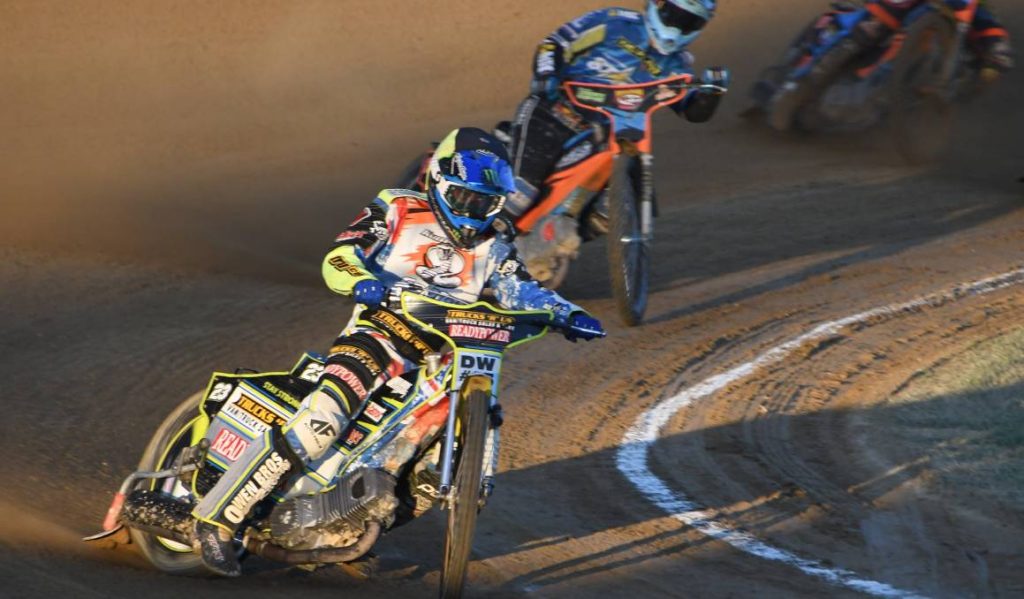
[438,389,460,504]
[640,153,655,243]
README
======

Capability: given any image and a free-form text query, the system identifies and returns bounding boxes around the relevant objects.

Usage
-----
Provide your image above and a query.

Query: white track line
[616,267,1024,598]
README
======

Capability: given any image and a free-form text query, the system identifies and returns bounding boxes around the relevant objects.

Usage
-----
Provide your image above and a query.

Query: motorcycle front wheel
[606,154,649,326]
[439,387,490,599]
[129,393,208,574]
[889,10,957,165]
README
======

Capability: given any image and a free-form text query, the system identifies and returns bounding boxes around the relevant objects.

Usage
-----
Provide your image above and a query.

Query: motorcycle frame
[514,74,698,235]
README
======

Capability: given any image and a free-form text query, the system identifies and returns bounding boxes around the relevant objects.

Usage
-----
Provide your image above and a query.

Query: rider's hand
[701,66,730,92]
[353,279,387,306]
[563,312,605,342]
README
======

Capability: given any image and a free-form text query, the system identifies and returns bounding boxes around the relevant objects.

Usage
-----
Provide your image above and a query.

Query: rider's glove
[701,66,731,92]
[353,279,386,306]
[563,312,605,342]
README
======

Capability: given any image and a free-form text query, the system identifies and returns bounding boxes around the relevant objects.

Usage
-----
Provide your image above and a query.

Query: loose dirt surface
[1,1,1022,597]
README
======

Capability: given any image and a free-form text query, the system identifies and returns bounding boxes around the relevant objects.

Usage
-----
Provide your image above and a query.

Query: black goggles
[659,4,708,34]
[444,185,505,220]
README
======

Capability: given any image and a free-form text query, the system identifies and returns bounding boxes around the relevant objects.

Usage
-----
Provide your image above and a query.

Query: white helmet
[645,0,716,54]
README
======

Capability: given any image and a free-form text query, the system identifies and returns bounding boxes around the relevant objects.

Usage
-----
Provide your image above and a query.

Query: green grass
[886,326,1024,507]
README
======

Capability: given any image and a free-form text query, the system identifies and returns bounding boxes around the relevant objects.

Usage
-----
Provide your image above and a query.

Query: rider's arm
[533,10,612,83]
[322,192,398,295]
[485,240,584,321]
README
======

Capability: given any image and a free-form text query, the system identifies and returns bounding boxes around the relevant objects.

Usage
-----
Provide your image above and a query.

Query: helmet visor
[443,185,505,220]
[658,3,708,34]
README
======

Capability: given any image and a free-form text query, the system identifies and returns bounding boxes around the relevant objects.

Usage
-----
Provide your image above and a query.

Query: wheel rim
[151,416,200,553]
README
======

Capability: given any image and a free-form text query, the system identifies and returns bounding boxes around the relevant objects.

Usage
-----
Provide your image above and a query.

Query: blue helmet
[426,128,516,248]
[645,0,715,54]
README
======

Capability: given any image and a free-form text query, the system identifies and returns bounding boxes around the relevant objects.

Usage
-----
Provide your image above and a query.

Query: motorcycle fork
[640,152,655,243]
[437,381,499,509]
[618,141,656,245]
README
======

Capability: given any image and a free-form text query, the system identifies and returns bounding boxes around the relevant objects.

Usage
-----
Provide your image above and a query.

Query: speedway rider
[506,0,728,218]
[192,128,605,576]
[769,0,1014,131]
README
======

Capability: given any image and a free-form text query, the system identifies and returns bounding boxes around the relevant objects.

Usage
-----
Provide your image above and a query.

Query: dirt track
[1,1,1023,597]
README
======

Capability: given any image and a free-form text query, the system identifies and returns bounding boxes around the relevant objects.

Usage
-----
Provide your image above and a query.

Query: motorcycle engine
[265,468,398,550]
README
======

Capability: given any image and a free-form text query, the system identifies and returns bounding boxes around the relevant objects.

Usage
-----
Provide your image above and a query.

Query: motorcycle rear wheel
[606,155,648,326]
[439,388,490,599]
[129,392,208,574]
[889,11,956,165]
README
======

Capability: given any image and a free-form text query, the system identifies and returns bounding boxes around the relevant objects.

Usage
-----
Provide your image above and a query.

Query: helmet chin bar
[458,225,478,246]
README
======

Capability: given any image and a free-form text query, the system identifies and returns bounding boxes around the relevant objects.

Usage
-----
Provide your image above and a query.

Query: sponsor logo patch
[210,428,249,462]
[616,37,663,76]
[222,393,287,431]
[345,428,365,446]
[328,344,383,377]
[327,255,366,277]
[366,311,434,355]
[324,363,369,398]
[308,418,336,439]
[450,324,511,342]
[223,451,290,524]
[576,87,608,104]
[615,89,644,110]
[363,401,386,423]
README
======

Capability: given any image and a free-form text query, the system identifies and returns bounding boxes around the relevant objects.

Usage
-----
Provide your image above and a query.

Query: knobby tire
[439,388,490,598]
[130,392,207,574]
[606,155,648,326]
[889,11,957,165]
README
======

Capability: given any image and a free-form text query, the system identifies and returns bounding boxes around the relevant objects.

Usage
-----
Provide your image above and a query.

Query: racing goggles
[443,184,506,220]
[658,3,708,34]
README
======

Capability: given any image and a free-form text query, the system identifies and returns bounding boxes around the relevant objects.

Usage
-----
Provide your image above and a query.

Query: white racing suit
[193,189,583,532]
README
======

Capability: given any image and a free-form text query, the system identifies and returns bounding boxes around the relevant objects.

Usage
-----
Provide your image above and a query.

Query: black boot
[193,520,241,577]
[191,435,301,577]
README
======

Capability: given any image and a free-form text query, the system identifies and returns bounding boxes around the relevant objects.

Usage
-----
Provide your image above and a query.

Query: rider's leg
[969,5,1013,84]
[769,1,903,131]
[191,329,412,576]
[507,95,587,217]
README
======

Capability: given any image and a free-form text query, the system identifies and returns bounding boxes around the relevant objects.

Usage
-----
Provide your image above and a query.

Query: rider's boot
[191,428,301,576]
[191,389,351,576]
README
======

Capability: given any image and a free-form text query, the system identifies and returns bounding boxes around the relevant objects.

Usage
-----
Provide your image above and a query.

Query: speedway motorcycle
[398,76,727,326]
[746,0,985,164]
[85,290,602,598]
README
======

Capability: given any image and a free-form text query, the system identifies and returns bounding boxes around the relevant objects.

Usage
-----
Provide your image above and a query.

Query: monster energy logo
[482,168,500,186]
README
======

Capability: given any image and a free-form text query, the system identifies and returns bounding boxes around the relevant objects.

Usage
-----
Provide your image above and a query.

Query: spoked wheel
[439,388,490,599]
[889,11,957,165]
[606,155,649,326]
[129,393,208,574]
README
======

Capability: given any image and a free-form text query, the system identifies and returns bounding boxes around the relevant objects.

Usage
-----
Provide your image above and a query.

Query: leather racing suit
[507,7,723,216]
[193,189,584,535]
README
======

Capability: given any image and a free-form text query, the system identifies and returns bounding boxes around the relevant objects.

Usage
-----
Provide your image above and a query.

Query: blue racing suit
[509,7,722,210]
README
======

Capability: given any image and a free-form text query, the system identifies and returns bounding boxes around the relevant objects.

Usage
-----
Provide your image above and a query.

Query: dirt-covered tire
[889,10,957,165]
[439,388,490,599]
[606,155,648,326]
[129,392,207,574]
